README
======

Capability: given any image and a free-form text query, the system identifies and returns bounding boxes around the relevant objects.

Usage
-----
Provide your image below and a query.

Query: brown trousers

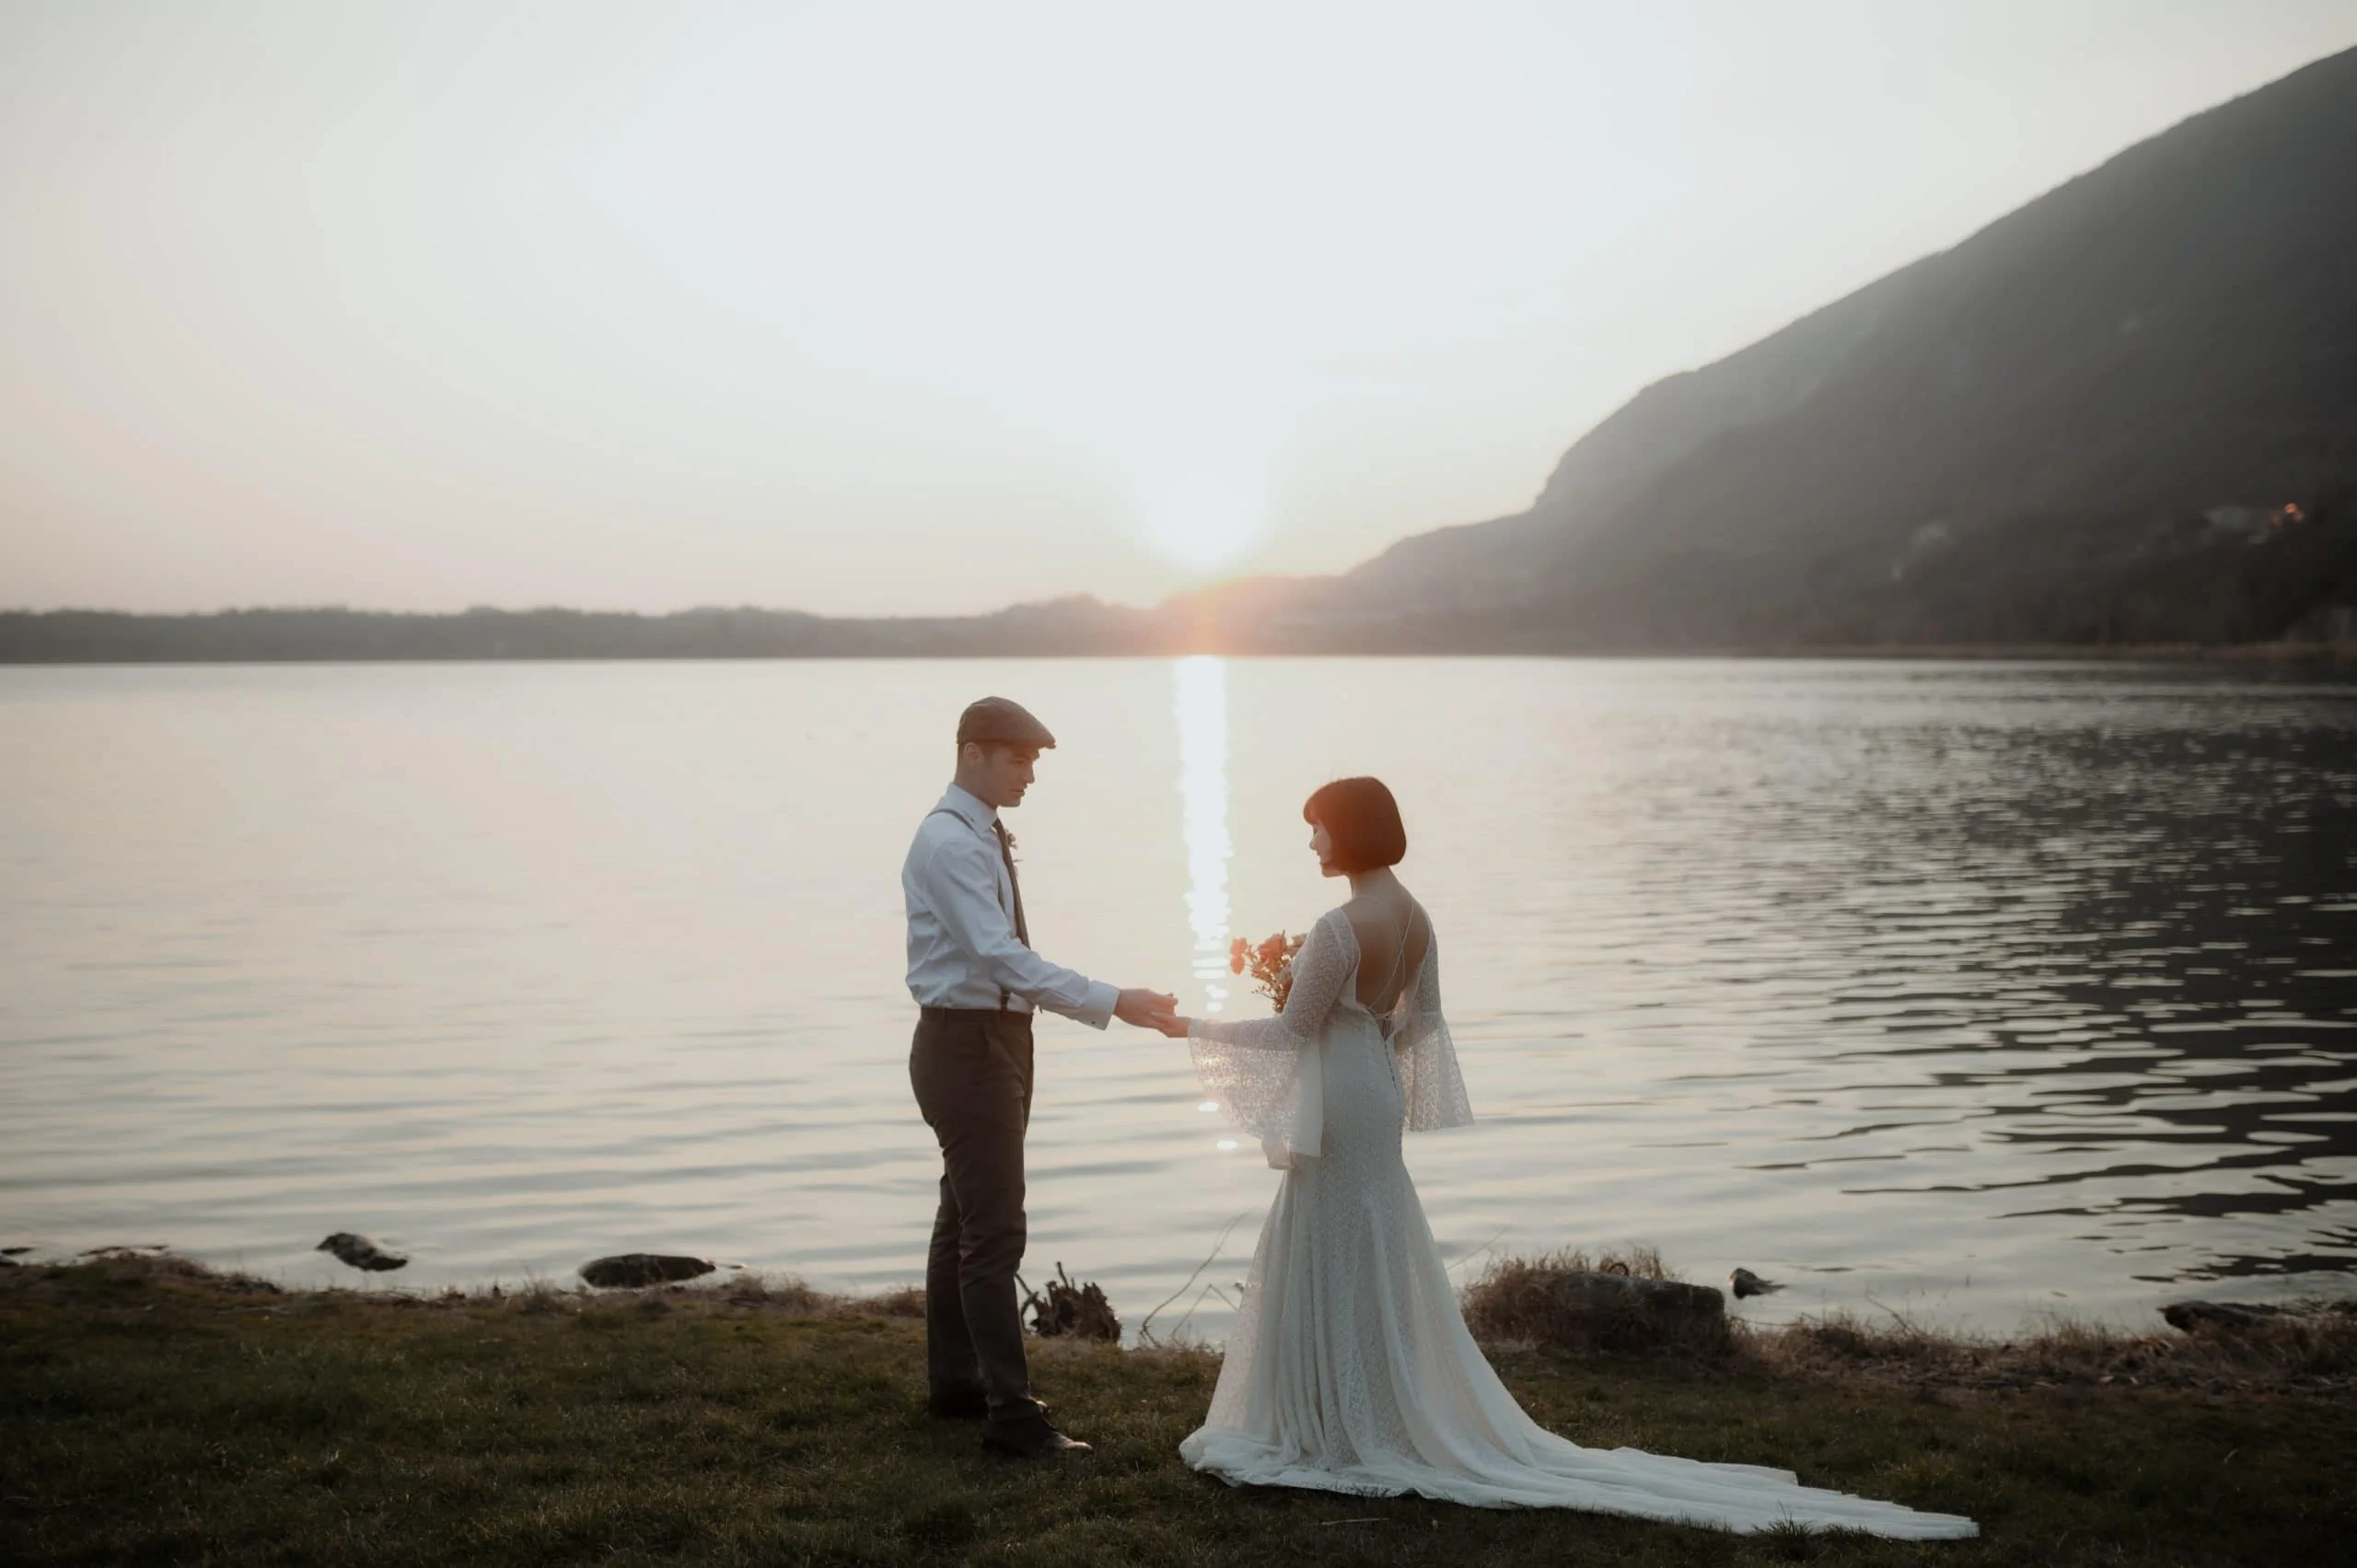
[909,1007,1041,1428]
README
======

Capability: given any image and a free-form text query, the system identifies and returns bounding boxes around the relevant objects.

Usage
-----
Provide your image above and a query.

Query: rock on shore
[1463,1256,1731,1355]
[2162,1300,2284,1332]
[317,1234,407,1272]
[579,1254,716,1289]
[1553,1271,1730,1352]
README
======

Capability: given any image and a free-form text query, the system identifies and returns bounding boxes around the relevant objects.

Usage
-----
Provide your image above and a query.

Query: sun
[1136,459,1271,578]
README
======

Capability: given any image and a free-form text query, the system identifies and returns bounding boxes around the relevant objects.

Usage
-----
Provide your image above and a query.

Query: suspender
[926,807,1024,1011]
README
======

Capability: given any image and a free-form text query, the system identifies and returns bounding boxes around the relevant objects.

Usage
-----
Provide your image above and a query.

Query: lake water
[4,657,2353,1341]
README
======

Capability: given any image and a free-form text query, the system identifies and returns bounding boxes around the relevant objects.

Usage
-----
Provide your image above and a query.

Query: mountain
[1322,45,2357,647]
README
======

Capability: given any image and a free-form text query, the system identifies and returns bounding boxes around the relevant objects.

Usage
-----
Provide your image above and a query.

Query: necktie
[992,819,1031,947]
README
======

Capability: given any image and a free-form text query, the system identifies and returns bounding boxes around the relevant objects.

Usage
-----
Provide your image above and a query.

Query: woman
[1154,777,1977,1539]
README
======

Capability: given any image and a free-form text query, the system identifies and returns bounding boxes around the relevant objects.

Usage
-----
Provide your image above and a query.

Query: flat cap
[957,695,1056,749]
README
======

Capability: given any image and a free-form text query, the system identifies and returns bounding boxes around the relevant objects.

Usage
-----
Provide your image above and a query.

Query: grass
[4,1253,2354,1566]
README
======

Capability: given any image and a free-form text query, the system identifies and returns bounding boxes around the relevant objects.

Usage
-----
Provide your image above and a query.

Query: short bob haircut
[1303,776,1407,873]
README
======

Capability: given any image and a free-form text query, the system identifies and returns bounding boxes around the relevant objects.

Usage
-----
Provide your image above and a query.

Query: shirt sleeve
[912,830,1119,1028]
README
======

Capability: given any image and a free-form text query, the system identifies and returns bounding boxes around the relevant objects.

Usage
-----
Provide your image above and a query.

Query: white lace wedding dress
[1181,902,1978,1539]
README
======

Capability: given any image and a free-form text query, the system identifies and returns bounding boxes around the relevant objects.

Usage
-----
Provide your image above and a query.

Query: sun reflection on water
[1173,656,1232,1015]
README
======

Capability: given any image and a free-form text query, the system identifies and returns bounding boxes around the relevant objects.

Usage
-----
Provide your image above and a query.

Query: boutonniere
[1002,829,1018,859]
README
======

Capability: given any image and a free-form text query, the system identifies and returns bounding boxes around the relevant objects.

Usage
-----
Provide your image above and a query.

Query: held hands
[1114,988,1179,1032]
[1151,1009,1192,1039]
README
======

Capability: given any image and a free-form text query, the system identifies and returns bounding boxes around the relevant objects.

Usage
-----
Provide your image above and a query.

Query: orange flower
[1234,926,1306,1013]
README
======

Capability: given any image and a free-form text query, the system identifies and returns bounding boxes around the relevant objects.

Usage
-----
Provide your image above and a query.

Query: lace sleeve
[1186,909,1350,1167]
[1392,927,1473,1133]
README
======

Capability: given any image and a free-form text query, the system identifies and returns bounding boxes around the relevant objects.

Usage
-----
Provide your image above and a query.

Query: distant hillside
[0,600,1177,663]
[1332,45,2357,646]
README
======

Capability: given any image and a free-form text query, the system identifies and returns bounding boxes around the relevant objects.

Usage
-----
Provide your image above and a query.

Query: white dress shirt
[901,784,1119,1027]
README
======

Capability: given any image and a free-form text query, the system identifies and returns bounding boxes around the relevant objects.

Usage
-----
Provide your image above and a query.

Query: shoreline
[15,1248,2351,1397]
[13,1237,2351,1361]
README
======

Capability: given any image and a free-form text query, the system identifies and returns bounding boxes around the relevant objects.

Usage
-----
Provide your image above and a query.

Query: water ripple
[0,657,2351,1332]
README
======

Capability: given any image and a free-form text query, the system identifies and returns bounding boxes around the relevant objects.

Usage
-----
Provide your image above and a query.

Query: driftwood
[1021,1262,1120,1342]
[316,1233,408,1272]
[578,1253,716,1289]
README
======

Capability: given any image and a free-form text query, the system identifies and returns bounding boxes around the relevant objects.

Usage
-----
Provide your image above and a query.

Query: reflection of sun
[1174,655,1231,1016]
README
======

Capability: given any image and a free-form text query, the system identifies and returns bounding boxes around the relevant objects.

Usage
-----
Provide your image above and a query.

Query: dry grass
[1459,1245,1734,1357]
[1458,1247,2357,1396]
[1461,1243,1678,1308]
[1745,1298,2357,1394]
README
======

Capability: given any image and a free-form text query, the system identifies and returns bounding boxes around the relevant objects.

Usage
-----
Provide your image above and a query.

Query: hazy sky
[5,2,2353,617]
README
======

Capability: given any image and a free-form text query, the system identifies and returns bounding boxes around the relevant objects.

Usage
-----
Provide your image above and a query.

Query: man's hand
[1114,988,1178,1030]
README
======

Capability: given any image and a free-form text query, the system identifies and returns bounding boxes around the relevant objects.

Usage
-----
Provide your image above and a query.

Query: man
[901,696,1175,1458]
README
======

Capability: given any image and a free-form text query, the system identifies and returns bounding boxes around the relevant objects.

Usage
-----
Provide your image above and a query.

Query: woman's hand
[1154,1012,1192,1039]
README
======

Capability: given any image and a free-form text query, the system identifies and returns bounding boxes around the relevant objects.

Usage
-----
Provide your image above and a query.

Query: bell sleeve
[1187,908,1351,1168]
[1389,928,1474,1133]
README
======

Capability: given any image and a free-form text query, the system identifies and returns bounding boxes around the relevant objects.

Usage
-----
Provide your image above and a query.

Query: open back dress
[1182,902,1977,1539]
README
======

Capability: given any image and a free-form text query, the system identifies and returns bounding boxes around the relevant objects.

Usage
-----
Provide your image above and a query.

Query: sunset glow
[5,3,2349,617]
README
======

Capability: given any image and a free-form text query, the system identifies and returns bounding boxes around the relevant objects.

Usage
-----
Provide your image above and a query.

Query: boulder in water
[579,1253,716,1289]
[317,1233,408,1272]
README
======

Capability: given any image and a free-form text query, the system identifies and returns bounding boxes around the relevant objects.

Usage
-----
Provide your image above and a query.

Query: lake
[3,656,2352,1341]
